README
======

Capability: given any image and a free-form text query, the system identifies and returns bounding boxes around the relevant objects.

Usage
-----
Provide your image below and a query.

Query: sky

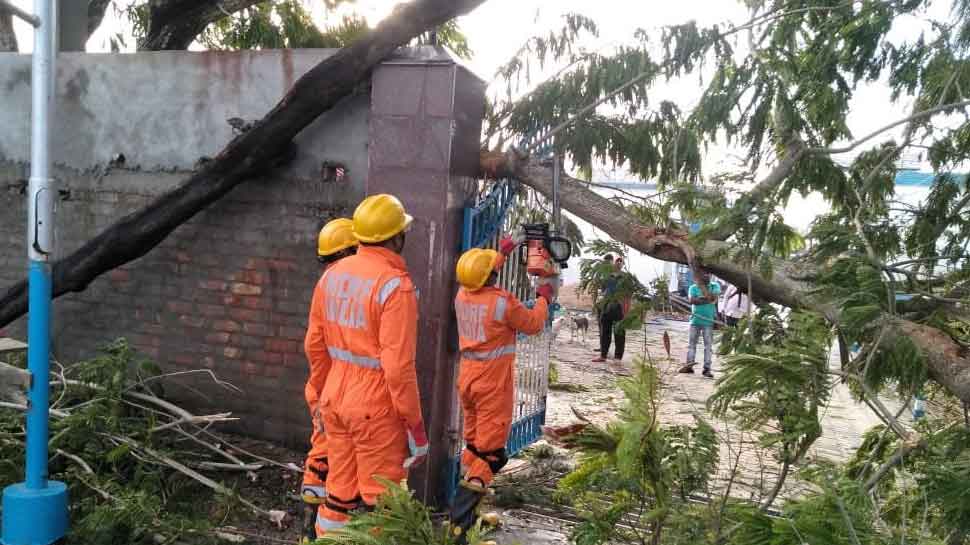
[7,0,958,284]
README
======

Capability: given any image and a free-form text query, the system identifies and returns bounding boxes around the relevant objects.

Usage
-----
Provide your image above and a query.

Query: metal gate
[445,179,553,502]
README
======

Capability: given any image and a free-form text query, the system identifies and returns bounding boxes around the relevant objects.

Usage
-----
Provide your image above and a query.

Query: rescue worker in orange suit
[449,237,558,543]
[314,194,428,537]
[300,218,358,543]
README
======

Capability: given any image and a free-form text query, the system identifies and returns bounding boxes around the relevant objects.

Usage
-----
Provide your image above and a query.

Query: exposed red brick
[229,308,263,322]
[250,350,284,365]
[108,269,130,282]
[196,254,222,267]
[173,354,196,366]
[129,334,162,347]
[243,322,273,336]
[243,361,261,376]
[223,346,243,359]
[212,320,241,333]
[266,259,297,272]
[198,304,226,317]
[263,365,282,378]
[137,323,166,335]
[231,283,262,296]
[198,280,228,291]
[167,301,194,314]
[239,270,265,285]
[141,347,159,359]
[205,332,231,344]
[278,326,305,340]
[244,258,267,270]
[265,338,299,354]
[175,251,192,263]
[179,315,205,328]
[240,297,271,310]
[202,356,216,369]
[283,352,305,368]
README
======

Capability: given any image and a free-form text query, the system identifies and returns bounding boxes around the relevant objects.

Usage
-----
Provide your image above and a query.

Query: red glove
[536,283,555,303]
[403,422,429,469]
[498,235,517,256]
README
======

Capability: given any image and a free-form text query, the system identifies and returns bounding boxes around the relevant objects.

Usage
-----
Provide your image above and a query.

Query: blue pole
[25,262,52,490]
[1,1,69,543]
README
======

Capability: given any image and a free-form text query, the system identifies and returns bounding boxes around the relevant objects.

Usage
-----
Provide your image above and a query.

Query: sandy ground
[212,314,908,544]
[488,315,907,545]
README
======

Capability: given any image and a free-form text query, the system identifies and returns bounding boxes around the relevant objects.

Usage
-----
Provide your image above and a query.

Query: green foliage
[556,360,719,544]
[200,2,367,50]
[314,479,486,545]
[710,312,832,465]
[0,340,228,545]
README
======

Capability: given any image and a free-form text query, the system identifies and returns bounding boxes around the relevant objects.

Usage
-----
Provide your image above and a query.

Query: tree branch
[503,153,970,406]
[87,0,113,38]
[0,0,486,329]
[140,0,264,51]
[0,6,18,52]
[812,99,970,155]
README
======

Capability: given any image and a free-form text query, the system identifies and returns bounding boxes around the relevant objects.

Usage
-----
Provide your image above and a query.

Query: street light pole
[1,1,69,543]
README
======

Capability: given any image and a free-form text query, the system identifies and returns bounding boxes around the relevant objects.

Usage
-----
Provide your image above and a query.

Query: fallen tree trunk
[502,150,970,405]
[0,0,486,329]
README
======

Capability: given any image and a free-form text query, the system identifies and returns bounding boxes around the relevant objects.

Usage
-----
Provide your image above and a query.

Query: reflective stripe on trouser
[460,344,516,362]
[315,492,360,537]
[321,403,409,507]
[458,358,515,486]
[303,427,328,503]
[315,506,349,537]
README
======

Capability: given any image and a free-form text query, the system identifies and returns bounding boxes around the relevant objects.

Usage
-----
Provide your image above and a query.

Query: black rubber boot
[449,483,485,545]
[301,503,318,544]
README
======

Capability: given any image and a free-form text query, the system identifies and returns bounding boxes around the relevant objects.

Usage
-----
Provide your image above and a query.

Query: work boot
[450,480,487,545]
[300,504,317,544]
[702,368,714,379]
[678,364,695,374]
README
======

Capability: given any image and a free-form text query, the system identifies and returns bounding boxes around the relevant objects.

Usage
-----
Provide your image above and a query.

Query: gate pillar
[365,46,485,507]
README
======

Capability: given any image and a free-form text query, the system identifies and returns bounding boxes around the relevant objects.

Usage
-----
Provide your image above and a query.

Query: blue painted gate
[445,179,553,503]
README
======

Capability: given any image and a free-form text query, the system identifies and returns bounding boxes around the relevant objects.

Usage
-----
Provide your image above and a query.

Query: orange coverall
[302,267,336,504]
[312,246,422,535]
[455,286,548,486]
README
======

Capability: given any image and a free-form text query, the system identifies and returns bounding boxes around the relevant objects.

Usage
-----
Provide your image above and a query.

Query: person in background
[720,283,751,327]
[679,269,720,378]
[593,256,627,363]
[301,218,358,542]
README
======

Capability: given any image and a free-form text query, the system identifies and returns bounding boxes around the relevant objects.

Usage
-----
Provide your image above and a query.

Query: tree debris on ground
[0,339,302,545]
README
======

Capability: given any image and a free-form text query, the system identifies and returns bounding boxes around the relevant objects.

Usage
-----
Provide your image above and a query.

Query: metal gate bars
[444,179,553,503]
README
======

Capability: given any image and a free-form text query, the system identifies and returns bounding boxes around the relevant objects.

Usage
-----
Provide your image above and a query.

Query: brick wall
[0,161,362,446]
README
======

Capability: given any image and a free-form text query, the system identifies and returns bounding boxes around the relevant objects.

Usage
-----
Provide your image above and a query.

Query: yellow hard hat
[318,218,358,257]
[352,194,414,243]
[456,248,501,291]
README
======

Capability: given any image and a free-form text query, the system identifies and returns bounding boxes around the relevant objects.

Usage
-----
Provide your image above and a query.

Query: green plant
[709,311,833,509]
[314,479,488,545]
[556,358,718,545]
[0,339,274,545]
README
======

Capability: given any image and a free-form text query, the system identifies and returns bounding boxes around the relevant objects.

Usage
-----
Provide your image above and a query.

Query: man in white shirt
[720,284,751,327]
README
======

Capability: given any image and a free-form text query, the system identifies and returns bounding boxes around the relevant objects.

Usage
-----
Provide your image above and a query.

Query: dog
[569,313,590,343]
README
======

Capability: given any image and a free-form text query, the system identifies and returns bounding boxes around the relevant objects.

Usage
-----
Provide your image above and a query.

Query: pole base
[1,481,68,545]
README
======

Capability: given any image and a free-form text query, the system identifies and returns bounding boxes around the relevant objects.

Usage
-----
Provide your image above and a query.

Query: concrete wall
[365,51,484,505]
[0,49,370,445]
[0,47,486,499]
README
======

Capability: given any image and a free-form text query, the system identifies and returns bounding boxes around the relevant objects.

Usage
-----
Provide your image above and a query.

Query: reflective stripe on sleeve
[460,344,517,361]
